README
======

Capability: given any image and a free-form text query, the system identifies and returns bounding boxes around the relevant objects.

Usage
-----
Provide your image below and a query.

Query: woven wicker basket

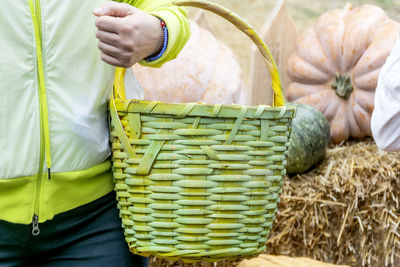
[109,0,295,262]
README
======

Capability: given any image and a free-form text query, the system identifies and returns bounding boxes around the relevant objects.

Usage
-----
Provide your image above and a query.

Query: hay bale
[266,139,400,267]
[151,139,400,267]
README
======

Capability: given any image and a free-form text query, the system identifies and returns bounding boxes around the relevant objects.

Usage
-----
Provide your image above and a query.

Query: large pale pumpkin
[132,20,247,105]
[286,4,400,143]
[238,255,350,267]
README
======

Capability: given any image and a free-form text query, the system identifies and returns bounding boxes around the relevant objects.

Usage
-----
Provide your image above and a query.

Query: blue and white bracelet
[145,19,168,62]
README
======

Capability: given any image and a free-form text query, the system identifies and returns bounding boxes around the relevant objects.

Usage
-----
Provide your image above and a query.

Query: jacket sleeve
[371,36,400,151]
[115,0,191,68]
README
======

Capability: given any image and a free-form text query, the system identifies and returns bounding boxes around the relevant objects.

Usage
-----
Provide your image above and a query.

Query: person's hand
[93,1,164,67]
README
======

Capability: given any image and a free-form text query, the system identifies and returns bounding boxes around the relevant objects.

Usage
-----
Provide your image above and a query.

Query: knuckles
[120,39,136,51]
[118,23,133,35]
[94,11,143,68]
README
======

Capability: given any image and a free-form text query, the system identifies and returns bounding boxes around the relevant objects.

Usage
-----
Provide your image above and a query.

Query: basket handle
[173,0,284,106]
[114,0,285,107]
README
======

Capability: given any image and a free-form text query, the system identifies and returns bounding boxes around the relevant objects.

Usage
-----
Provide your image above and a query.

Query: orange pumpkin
[132,20,247,105]
[286,4,400,143]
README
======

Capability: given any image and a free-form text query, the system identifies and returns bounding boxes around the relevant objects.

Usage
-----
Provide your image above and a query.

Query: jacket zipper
[29,0,52,235]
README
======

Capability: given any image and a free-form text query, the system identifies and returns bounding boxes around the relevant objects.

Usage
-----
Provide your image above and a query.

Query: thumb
[93,1,134,17]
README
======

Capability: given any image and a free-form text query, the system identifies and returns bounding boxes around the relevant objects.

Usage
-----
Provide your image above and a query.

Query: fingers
[99,52,122,67]
[99,44,135,67]
[95,27,119,46]
[98,40,134,67]
[97,41,120,58]
[94,14,137,67]
[93,1,134,17]
[97,37,136,67]
[95,16,122,34]
[96,27,136,53]
[100,52,135,68]
[93,1,162,68]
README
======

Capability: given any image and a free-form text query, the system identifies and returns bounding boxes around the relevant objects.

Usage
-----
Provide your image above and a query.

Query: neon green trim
[29,0,52,170]
[0,174,36,224]
[30,0,44,221]
[0,161,113,224]
[35,0,42,39]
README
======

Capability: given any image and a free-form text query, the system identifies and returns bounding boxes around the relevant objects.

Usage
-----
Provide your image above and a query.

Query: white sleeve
[371,36,400,151]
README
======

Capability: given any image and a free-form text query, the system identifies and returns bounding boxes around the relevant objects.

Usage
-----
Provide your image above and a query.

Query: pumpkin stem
[331,73,353,100]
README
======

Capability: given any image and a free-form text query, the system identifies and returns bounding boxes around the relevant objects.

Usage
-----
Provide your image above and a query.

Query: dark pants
[0,192,148,267]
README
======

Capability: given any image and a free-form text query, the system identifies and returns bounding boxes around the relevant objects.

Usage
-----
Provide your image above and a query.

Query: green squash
[286,102,330,174]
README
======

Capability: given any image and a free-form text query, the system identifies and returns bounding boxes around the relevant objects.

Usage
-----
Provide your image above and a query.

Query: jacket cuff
[139,7,191,68]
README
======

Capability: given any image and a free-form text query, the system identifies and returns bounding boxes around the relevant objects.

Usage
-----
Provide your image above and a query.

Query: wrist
[145,19,168,62]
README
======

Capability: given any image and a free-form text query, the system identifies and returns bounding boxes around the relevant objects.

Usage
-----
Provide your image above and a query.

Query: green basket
[109,0,295,262]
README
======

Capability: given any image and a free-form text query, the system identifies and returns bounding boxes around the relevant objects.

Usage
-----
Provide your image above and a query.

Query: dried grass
[151,139,400,267]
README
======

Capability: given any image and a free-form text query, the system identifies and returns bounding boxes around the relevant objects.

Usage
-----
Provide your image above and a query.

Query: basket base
[129,244,267,263]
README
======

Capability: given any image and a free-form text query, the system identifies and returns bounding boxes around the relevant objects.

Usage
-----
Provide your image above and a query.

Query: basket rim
[114,99,296,120]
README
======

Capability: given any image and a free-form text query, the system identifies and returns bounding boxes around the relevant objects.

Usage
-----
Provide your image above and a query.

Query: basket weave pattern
[109,0,295,262]
[110,101,294,261]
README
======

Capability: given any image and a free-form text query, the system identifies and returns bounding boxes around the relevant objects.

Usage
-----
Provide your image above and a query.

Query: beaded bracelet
[145,19,168,62]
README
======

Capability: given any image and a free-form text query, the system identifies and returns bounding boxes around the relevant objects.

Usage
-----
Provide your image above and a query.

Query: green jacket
[0,0,190,224]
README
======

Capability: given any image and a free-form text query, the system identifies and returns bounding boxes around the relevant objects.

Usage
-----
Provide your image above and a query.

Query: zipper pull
[32,214,40,236]
[48,168,51,180]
